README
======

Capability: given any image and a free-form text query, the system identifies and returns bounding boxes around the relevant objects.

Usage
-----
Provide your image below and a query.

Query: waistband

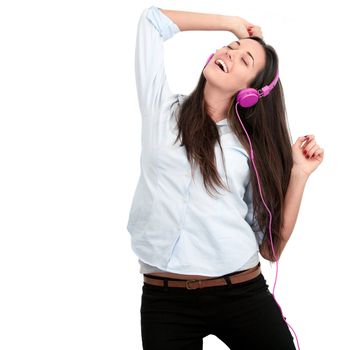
[143,262,261,290]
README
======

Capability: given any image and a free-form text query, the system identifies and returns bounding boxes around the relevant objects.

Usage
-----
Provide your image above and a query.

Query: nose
[217,46,229,53]
[216,46,234,63]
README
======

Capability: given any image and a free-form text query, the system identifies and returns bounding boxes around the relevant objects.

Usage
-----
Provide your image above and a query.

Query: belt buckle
[185,279,202,290]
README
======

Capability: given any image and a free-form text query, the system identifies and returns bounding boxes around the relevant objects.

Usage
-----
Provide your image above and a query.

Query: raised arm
[160,8,263,39]
[159,8,233,32]
[135,6,260,118]
[134,6,180,118]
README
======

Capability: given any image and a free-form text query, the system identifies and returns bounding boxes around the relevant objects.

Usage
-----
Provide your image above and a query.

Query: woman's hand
[229,16,263,39]
[292,135,324,177]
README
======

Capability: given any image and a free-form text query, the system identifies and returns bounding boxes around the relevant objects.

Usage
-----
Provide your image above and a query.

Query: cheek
[220,74,240,90]
[230,68,250,86]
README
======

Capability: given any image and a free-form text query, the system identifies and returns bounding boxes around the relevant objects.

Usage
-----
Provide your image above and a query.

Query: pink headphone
[204,52,301,349]
[204,52,279,107]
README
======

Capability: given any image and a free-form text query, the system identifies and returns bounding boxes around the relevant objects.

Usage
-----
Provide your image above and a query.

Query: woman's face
[203,39,266,95]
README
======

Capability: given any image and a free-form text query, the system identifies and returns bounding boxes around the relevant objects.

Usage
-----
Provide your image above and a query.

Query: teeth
[215,59,228,73]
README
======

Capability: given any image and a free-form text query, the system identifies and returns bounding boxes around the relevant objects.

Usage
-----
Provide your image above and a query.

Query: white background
[0,0,349,349]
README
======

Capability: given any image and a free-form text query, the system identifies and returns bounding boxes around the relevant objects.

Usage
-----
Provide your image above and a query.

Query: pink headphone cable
[234,101,301,350]
[204,52,301,349]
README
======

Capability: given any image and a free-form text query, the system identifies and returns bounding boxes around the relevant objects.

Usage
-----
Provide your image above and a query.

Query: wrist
[291,167,310,182]
[219,14,238,32]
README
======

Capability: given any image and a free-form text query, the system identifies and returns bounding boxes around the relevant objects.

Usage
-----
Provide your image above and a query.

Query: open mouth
[215,59,228,73]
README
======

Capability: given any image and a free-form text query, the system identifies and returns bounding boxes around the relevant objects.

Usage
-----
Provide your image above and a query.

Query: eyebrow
[229,41,255,67]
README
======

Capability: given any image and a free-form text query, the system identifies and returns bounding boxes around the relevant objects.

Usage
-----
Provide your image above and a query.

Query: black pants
[140,269,296,350]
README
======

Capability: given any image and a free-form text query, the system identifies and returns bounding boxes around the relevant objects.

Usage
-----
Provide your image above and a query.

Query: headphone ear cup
[204,53,215,68]
[237,88,260,108]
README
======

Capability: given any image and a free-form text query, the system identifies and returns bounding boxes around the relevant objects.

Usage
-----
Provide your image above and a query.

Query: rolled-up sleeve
[135,6,180,118]
[243,181,264,246]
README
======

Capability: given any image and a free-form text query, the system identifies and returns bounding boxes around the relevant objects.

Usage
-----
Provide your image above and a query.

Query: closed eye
[226,45,248,67]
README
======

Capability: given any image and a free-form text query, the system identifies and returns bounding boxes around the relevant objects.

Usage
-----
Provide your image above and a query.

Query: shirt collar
[216,118,228,126]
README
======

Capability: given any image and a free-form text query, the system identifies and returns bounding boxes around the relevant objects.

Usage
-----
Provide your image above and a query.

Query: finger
[303,140,317,154]
[305,144,319,158]
[249,26,260,32]
[254,27,262,34]
[312,151,320,158]
[300,135,316,149]
[316,148,324,157]
[297,135,310,147]
[312,148,324,159]
[305,134,314,141]
[251,28,261,35]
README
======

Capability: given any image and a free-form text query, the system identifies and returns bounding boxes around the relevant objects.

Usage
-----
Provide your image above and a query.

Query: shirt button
[183,198,188,203]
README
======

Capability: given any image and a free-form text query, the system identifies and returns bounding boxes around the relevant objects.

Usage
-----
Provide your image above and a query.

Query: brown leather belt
[143,263,261,290]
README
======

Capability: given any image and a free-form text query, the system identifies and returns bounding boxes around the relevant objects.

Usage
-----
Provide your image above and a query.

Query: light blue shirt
[126,6,264,276]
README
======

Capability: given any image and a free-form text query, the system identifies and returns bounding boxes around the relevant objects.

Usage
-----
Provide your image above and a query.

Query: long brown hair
[173,36,293,262]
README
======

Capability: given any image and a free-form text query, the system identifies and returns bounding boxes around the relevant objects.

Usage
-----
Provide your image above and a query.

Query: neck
[203,82,232,123]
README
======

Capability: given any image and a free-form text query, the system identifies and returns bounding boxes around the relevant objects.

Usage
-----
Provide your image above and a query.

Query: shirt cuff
[146,6,181,40]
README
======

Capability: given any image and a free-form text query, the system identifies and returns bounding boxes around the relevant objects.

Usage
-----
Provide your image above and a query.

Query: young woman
[127,5,324,350]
